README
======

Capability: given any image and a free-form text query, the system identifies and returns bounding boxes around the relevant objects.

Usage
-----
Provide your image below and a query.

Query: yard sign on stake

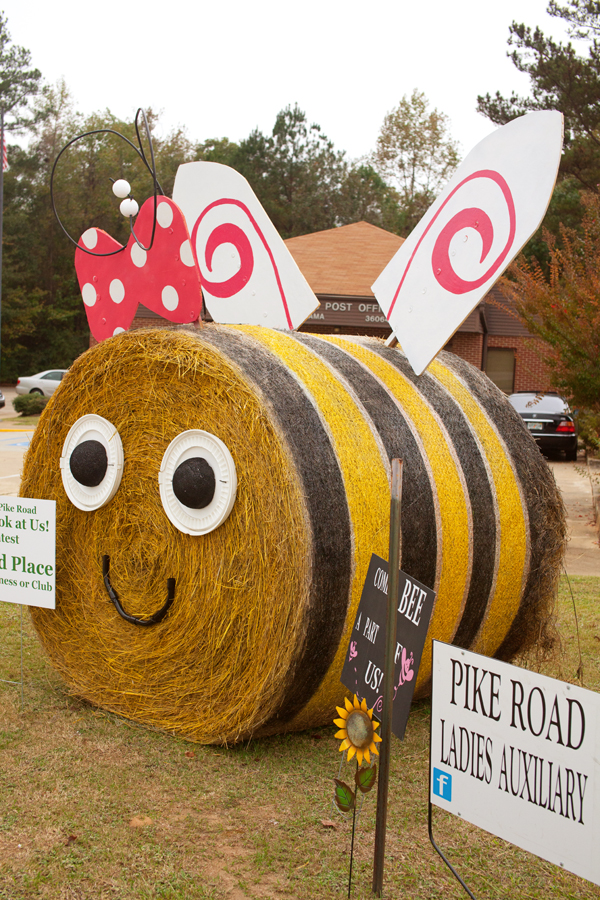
[372,458,402,897]
[430,640,600,891]
[0,495,56,708]
[372,111,563,375]
[341,554,435,741]
[0,496,56,609]
[339,461,435,896]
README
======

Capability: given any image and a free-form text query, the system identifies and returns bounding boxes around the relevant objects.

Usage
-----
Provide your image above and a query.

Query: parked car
[15,370,68,397]
[0,389,4,409]
[508,392,578,461]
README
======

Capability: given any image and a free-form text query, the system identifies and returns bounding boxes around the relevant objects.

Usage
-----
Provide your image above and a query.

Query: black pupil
[70,440,108,487]
[173,457,215,509]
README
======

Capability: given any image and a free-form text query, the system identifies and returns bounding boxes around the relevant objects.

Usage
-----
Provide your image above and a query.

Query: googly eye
[158,430,237,535]
[60,414,124,510]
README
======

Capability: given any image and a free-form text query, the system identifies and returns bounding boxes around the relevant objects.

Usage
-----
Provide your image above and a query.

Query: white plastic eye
[158,430,237,535]
[112,179,131,199]
[60,414,124,511]
[120,197,139,218]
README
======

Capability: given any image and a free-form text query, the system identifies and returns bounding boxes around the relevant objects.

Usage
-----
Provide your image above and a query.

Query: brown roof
[284,221,404,297]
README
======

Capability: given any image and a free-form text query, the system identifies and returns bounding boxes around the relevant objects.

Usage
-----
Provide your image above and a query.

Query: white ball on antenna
[120,198,139,218]
[112,179,131,199]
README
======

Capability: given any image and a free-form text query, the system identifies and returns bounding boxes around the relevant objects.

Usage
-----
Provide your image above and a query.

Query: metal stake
[372,458,403,896]
[348,759,358,898]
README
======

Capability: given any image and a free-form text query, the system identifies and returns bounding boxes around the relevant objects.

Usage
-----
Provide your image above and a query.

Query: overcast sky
[6,0,573,165]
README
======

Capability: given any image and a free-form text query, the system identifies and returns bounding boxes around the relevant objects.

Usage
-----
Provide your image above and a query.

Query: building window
[485,348,515,394]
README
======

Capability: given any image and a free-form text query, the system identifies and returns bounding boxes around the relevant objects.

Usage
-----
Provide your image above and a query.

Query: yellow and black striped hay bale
[21,325,566,744]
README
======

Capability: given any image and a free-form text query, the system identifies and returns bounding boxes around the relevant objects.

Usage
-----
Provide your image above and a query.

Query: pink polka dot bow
[75,197,202,342]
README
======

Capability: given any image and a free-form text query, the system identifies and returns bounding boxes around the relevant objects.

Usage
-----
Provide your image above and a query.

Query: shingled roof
[284,221,404,297]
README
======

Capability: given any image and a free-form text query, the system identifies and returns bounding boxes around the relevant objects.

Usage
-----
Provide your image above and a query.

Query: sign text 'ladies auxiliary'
[341,554,435,739]
[431,641,600,886]
[0,496,56,609]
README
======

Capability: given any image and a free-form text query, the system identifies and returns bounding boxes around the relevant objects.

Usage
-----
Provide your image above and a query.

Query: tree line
[479,0,600,427]
[0,69,459,381]
[2,1,600,424]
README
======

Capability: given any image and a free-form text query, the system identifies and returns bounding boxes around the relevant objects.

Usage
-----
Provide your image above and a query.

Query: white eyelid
[60,414,124,511]
[158,430,237,535]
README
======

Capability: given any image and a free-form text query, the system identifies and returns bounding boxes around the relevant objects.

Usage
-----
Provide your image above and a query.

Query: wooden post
[372,458,402,896]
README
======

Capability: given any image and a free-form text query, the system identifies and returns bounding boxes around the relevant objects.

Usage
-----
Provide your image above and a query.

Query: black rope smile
[102,556,175,627]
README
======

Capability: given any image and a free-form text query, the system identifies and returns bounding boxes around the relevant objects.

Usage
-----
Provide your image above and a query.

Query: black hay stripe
[356,339,497,649]
[197,327,352,723]
[435,351,553,659]
[293,333,438,590]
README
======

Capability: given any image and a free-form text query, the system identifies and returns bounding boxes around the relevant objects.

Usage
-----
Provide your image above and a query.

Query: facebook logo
[433,768,452,801]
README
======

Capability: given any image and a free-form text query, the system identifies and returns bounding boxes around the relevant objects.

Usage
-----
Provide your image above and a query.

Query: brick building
[442,286,553,394]
[127,220,552,394]
[285,221,552,394]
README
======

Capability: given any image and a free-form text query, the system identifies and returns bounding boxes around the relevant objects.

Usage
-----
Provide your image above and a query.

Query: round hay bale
[22,325,566,743]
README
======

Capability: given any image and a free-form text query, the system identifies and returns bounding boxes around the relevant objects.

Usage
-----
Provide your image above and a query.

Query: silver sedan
[15,370,68,397]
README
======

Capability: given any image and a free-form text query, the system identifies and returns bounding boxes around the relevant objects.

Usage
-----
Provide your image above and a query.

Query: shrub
[505,192,600,414]
[576,409,600,457]
[12,393,48,416]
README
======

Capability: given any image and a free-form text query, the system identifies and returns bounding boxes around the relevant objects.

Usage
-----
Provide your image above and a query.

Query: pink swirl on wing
[386,170,516,317]
[191,198,293,328]
[202,223,254,298]
[431,208,497,293]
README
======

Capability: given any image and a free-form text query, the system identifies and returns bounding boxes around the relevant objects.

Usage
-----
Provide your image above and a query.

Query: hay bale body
[22,326,565,743]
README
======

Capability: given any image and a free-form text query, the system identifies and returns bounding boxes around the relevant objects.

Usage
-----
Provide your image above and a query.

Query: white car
[15,370,68,397]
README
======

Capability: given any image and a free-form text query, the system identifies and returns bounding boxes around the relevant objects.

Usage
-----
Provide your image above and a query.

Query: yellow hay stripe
[323,338,471,688]
[429,359,528,656]
[236,326,390,728]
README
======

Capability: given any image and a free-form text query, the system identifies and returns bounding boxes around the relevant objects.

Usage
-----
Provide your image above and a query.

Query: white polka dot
[109,279,125,303]
[131,243,147,268]
[113,327,125,336]
[180,240,195,267]
[157,202,174,228]
[82,283,97,306]
[162,285,179,311]
[82,228,98,249]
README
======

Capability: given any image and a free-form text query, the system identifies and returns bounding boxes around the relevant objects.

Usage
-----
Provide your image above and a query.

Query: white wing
[372,111,564,375]
[173,162,319,330]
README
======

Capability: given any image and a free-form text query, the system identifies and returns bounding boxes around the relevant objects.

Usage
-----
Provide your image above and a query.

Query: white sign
[430,641,600,886]
[373,111,563,375]
[0,497,56,609]
[173,162,320,330]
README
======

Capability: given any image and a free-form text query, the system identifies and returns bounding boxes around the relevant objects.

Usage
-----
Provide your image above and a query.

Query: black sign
[304,300,389,330]
[341,553,435,741]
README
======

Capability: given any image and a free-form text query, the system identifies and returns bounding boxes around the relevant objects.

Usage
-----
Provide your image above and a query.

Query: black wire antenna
[50,108,165,258]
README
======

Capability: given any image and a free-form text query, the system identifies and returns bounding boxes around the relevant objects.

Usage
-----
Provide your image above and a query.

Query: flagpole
[0,107,4,376]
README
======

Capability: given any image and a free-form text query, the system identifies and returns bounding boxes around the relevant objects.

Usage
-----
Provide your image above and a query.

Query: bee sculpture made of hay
[22,324,566,745]
[33,118,566,744]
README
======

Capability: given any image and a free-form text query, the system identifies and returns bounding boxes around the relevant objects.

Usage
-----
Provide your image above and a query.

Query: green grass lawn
[0,577,598,899]
[0,416,40,429]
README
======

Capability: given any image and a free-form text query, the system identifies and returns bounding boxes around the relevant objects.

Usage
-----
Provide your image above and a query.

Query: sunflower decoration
[334,694,382,765]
